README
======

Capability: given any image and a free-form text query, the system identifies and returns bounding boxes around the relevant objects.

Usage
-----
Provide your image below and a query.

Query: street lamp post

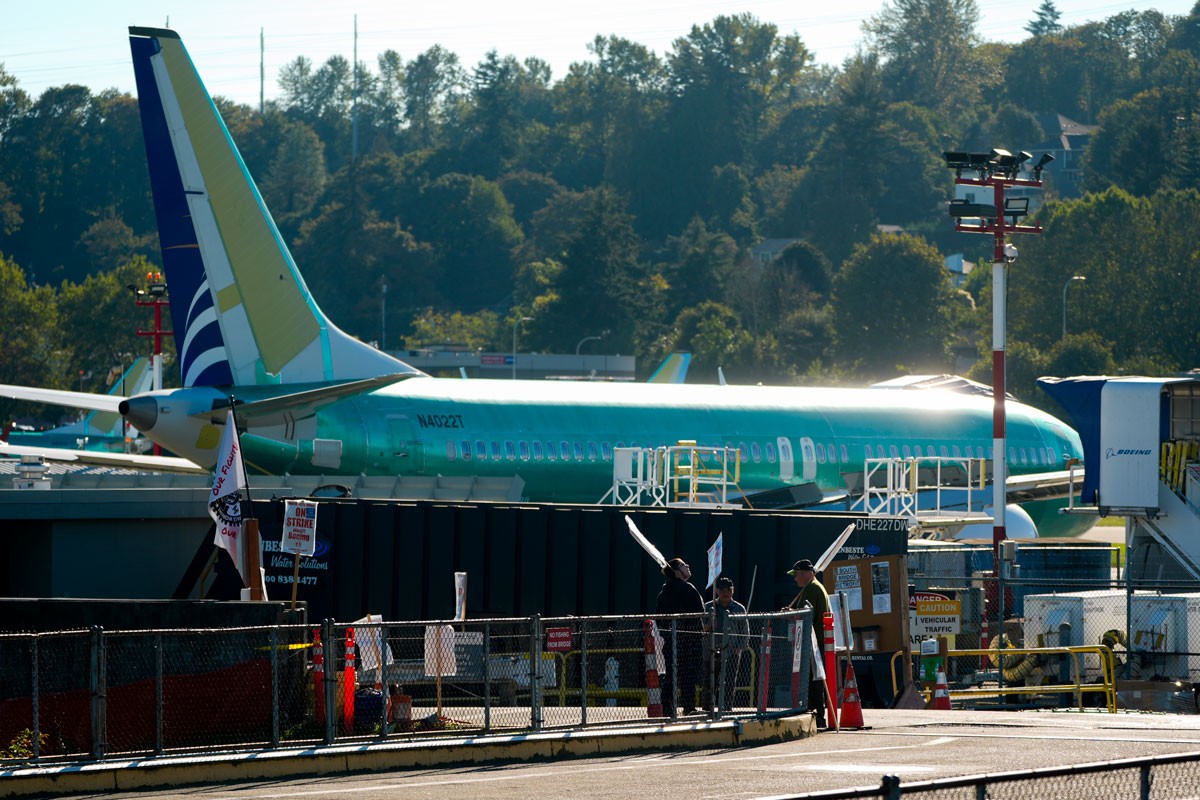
[1061,275,1085,339]
[575,329,609,356]
[512,316,532,379]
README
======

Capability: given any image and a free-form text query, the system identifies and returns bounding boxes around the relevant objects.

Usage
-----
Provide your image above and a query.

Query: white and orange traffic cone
[644,619,664,718]
[839,661,866,729]
[931,669,952,711]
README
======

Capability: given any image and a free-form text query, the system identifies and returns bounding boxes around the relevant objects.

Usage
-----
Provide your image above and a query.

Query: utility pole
[259,28,264,115]
[351,15,359,163]
[944,149,1052,556]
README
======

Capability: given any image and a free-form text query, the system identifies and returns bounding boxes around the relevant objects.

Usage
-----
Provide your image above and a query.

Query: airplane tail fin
[82,356,154,438]
[128,27,422,388]
[647,352,691,384]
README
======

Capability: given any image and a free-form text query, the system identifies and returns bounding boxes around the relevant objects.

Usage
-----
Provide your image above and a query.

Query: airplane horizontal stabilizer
[0,441,207,474]
[0,385,125,415]
[197,374,416,427]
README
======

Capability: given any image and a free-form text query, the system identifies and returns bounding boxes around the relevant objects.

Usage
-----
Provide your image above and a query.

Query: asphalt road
[48,709,1200,800]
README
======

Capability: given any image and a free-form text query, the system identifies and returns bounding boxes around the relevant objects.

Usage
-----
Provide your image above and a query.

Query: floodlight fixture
[1033,152,1055,179]
[948,199,998,219]
[988,148,1016,167]
[1004,197,1029,220]
[943,151,993,178]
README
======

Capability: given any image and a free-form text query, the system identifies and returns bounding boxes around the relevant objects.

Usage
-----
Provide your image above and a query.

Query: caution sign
[908,591,961,644]
[280,499,318,556]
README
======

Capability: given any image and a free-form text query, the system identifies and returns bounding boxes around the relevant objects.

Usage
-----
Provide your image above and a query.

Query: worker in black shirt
[655,557,705,717]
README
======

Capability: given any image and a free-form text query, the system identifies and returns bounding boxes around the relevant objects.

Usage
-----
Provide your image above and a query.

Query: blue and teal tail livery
[128,27,422,388]
[647,353,691,384]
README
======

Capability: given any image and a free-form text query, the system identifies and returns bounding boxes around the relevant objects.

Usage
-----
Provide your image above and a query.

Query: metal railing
[889,646,1118,713]
[0,609,813,765]
[785,750,1200,799]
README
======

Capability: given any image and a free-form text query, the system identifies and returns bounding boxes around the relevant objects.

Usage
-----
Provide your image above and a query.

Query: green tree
[552,36,667,192]
[403,45,466,150]
[56,258,157,392]
[260,119,328,235]
[1007,187,1200,372]
[832,233,957,377]
[863,0,984,116]
[518,186,652,354]
[407,173,524,311]
[79,215,156,273]
[650,15,813,238]
[404,307,504,352]
[667,301,755,380]
[0,254,61,421]
[661,217,738,318]
[1026,0,1063,37]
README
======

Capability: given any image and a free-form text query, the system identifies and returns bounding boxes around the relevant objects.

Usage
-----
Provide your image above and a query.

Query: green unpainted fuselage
[222,377,1086,533]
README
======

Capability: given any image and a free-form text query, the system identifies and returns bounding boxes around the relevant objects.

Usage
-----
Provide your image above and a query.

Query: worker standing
[787,559,829,728]
[656,557,704,717]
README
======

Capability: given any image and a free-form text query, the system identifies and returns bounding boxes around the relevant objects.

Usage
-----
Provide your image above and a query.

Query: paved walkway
[0,714,813,797]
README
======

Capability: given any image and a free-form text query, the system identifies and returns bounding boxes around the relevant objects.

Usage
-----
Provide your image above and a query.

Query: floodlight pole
[946,160,1045,558]
[134,272,173,456]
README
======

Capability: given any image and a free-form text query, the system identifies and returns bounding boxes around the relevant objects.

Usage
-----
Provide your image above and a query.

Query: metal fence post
[798,612,813,713]
[89,626,106,759]
[483,622,492,734]
[707,606,717,718]
[155,632,164,754]
[322,619,336,744]
[580,620,588,726]
[270,626,280,747]
[669,619,678,715]
[757,620,771,713]
[31,635,40,762]
[531,614,543,732]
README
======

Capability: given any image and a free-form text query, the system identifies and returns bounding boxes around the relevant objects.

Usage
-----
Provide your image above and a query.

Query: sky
[3,0,1195,106]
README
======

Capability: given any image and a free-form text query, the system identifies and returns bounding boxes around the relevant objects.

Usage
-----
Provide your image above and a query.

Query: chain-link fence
[788,750,1200,799]
[0,609,816,764]
[907,541,1200,713]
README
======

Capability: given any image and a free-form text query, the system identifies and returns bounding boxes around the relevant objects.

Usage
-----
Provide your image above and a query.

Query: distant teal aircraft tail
[83,356,153,438]
[647,352,691,384]
[127,27,422,389]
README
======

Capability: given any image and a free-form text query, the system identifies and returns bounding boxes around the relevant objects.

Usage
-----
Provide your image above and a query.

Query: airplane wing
[0,441,208,474]
[0,385,124,414]
[1005,468,1083,503]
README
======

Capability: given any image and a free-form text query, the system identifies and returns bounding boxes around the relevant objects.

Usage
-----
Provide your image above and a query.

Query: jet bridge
[1040,375,1200,582]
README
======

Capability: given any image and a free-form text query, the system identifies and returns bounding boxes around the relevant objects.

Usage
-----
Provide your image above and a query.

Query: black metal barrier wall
[244,502,908,623]
[0,610,814,764]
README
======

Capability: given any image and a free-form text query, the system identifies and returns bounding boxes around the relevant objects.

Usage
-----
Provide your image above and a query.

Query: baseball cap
[787,559,815,575]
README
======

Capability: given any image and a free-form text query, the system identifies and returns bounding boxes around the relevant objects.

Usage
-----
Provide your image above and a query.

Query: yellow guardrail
[890,645,1117,713]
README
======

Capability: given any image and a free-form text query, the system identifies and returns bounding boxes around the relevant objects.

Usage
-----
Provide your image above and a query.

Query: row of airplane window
[443,438,1060,468]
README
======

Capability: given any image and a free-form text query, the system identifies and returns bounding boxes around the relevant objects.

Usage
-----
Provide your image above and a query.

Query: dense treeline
[2,0,1200,424]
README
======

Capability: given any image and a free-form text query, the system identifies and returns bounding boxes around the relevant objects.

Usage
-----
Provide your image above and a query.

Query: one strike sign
[281,499,317,609]
[281,499,318,557]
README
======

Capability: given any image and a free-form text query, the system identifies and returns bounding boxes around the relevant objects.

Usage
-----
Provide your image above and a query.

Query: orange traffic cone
[839,661,866,729]
[931,669,952,711]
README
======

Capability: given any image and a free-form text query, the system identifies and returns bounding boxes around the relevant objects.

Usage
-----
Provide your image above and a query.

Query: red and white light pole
[944,149,1051,557]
